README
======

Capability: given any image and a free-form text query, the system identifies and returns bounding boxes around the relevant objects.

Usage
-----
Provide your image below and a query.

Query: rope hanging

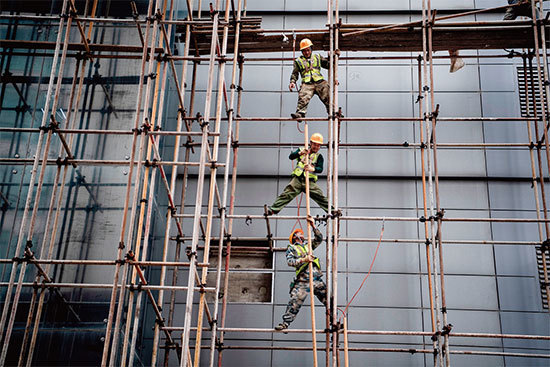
[339,219,385,320]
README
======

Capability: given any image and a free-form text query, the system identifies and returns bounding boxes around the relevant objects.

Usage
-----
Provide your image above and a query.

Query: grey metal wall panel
[348,179,417,208]
[439,309,502,347]
[347,307,424,344]
[500,311,550,349]
[486,149,533,178]
[348,148,416,176]
[347,65,412,92]
[494,245,538,277]
[480,64,517,92]
[488,182,537,210]
[349,273,422,308]
[497,277,543,312]
[347,92,414,117]
[424,275,499,310]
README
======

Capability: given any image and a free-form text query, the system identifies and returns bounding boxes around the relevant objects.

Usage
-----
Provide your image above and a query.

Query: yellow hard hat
[310,133,323,144]
[300,38,313,50]
[289,228,304,244]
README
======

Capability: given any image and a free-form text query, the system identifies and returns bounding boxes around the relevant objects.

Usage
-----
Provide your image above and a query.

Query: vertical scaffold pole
[100,0,155,365]
[209,0,243,366]
[530,0,550,312]
[180,1,221,365]
[0,1,69,364]
[421,1,444,365]
[303,122,319,367]
[193,0,232,364]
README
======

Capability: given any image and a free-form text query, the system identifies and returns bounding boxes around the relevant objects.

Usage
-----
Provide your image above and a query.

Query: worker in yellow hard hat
[289,38,338,119]
[275,226,327,331]
[267,133,329,215]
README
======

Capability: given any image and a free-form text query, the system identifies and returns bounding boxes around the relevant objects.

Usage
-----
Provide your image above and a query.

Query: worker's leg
[308,180,329,212]
[315,80,331,114]
[269,176,303,214]
[313,277,328,308]
[296,83,315,116]
[281,279,309,325]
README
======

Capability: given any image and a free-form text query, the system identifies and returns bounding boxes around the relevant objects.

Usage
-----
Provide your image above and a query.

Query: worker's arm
[286,246,307,267]
[320,55,330,69]
[314,154,324,173]
[288,148,302,160]
[289,60,300,90]
[312,227,323,250]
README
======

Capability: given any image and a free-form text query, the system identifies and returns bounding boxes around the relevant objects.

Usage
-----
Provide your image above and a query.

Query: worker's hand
[306,215,315,227]
[305,254,316,263]
[335,49,341,57]
[299,149,309,156]
[289,82,296,91]
[304,164,315,172]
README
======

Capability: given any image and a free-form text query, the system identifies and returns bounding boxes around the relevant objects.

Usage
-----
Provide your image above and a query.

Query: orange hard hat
[289,228,304,244]
[300,38,313,50]
[310,133,323,144]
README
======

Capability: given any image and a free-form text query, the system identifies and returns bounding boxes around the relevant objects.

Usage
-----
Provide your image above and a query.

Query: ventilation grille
[517,67,548,119]
[535,246,549,310]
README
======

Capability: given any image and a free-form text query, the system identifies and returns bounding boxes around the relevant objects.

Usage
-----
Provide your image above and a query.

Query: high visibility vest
[291,243,320,276]
[295,54,324,83]
[291,149,319,181]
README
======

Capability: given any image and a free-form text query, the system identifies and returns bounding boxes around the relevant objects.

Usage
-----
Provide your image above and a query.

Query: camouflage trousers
[296,80,330,116]
[282,269,327,325]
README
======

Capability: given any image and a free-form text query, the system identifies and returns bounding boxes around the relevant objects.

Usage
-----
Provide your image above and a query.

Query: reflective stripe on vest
[296,54,324,83]
[291,149,319,181]
[292,243,320,276]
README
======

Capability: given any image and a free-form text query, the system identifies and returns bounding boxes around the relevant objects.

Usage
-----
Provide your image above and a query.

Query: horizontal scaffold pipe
[0,259,209,267]
[172,327,550,341]
[185,344,550,358]
[0,282,216,291]
[0,158,225,167]
[169,236,543,247]
[0,127,215,136]
[233,117,537,122]
[226,214,550,223]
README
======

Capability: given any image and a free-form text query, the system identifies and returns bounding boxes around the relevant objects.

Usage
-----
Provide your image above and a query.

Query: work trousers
[296,80,330,116]
[282,269,327,325]
[270,176,329,214]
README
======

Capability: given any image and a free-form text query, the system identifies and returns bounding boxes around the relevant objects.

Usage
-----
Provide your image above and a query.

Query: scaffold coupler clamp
[331,209,342,219]
[541,239,550,253]
[442,323,453,336]
[245,215,252,226]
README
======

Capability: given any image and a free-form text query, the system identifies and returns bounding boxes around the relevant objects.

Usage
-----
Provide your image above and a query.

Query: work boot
[291,112,305,119]
[266,208,274,216]
[275,322,289,332]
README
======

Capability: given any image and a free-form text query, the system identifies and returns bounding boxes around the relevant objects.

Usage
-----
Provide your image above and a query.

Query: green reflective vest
[292,148,319,182]
[291,149,319,181]
[296,54,324,83]
[292,243,321,276]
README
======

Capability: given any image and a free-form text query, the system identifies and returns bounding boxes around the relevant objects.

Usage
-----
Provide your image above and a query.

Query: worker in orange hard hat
[289,38,339,119]
[266,133,329,215]
[275,226,327,331]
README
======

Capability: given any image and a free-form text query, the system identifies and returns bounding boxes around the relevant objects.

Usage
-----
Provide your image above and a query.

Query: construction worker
[503,0,539,20]
[275,227,327,331]
[266,133,329,215]
[289,38,334,119]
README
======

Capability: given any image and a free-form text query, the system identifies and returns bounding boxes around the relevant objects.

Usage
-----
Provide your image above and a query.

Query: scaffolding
[0,0,549,366]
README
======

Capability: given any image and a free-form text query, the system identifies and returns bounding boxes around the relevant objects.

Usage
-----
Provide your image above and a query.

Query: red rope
[339,220,385,320]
